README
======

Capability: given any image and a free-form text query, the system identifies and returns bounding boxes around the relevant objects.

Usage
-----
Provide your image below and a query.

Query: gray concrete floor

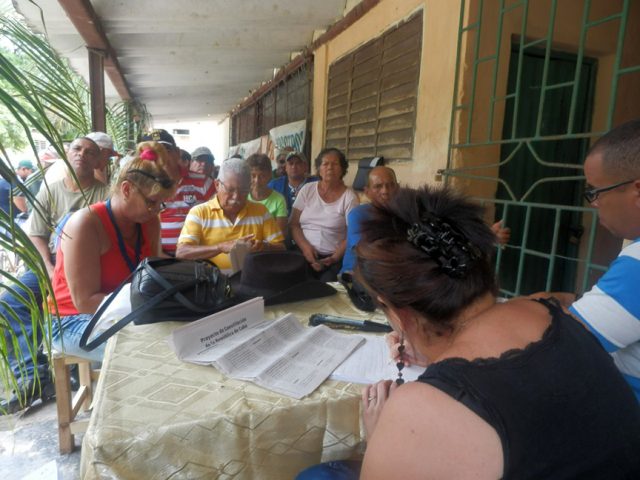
[0,399,83,479]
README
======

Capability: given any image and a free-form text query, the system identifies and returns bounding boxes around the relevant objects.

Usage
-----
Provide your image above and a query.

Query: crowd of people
[2,120,640,477]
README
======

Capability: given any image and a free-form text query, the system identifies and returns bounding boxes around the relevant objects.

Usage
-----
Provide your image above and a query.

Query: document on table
[168,298,365,399]
[330,334,424,384]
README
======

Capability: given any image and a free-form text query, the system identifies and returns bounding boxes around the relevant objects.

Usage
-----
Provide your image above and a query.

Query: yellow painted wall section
[312,0,463,188]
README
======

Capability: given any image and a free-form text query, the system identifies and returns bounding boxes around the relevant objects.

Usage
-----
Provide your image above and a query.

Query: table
[80,284,388,480]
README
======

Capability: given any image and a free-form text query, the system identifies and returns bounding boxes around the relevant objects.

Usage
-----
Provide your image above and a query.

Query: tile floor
[0,399,82,479]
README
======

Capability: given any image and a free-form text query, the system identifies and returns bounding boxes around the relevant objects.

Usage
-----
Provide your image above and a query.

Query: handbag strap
[79,261,200,351]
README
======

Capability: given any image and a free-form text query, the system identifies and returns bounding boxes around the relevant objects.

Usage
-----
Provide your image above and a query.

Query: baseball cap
[38,147,60,164]
[138,129,176,148]
[285,151,307,163]
[86,131,114,151]
[17,159,35,170]
[191,146,214,164]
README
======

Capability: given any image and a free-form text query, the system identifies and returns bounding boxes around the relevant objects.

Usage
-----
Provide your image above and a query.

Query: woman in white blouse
[290,148,359,281]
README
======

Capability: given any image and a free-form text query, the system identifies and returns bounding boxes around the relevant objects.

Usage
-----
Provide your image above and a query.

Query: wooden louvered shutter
[325,12,422,162]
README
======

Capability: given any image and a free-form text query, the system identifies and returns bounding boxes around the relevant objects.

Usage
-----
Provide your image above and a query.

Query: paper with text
[168,298,365,399]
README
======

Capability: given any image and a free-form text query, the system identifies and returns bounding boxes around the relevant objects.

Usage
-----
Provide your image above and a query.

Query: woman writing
[290,148,358,281]
[299,186,640,479]
[49,142,176,361]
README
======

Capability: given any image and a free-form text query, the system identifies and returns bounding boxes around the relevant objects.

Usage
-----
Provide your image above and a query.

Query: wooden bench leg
[77,360,93,410]
[53,356,74,454]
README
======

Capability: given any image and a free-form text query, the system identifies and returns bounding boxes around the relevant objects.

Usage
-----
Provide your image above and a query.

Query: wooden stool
[52,353,99,453]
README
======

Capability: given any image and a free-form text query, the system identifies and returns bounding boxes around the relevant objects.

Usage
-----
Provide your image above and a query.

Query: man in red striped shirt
[160,147,216,255]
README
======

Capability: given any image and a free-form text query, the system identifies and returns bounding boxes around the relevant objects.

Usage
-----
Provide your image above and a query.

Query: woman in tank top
[49,141,176,361]
[297,186,640,479]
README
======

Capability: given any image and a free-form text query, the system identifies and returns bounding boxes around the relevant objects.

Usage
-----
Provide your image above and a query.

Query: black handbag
[80,257,235,351]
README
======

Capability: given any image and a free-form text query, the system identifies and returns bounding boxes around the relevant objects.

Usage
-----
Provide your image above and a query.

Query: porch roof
[12,0,352,122]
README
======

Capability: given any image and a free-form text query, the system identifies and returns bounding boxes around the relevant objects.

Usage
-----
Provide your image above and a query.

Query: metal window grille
[441,0,640,296]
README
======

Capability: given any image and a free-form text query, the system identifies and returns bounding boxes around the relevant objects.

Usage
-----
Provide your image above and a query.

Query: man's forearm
[264,241,286,251]
[334,239,347,259]
[175,243,222,260]
[29,235,54,269]
[13,196,27,213]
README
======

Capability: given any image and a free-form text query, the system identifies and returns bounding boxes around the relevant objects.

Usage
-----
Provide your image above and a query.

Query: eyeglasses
[218,180,249,196]
[583,179,635,203]
[133,185,166,212]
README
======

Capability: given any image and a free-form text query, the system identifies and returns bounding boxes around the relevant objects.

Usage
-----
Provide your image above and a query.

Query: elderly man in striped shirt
[176,157,285,270]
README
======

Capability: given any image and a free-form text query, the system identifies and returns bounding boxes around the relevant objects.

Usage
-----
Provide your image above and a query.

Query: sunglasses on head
[127,169,174,189]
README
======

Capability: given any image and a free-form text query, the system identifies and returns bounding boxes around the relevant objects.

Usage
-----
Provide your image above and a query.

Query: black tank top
[418,298,640,479]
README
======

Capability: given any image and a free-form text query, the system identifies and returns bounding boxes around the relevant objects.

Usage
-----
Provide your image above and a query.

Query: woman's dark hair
[246,153,272,172]
[355,186,498,328]
[314,147,348,179]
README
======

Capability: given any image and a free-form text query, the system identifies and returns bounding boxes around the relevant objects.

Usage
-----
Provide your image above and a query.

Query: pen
[309,314,392,333]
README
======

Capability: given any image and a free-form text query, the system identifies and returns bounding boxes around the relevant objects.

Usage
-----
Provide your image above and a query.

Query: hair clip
[139,148,158,161]
[406,215,479,278]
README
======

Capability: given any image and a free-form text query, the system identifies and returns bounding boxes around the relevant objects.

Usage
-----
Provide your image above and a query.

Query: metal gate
[440,0,640,296]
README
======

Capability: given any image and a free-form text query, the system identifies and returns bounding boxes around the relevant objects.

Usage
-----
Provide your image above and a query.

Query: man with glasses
[176,157,284,270]
[545,119,640,401]
[1,136,110,414]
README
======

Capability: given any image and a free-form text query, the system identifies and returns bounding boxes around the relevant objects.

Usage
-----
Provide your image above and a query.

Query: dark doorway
[496,46,596,294]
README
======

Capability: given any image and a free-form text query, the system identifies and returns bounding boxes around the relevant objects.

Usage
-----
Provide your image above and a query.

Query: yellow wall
[311,0,463,188]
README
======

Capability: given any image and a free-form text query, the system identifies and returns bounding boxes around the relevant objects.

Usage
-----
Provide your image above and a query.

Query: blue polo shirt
[340,203,373,274]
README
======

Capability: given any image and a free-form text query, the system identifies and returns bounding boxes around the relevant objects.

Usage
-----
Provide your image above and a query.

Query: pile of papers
[168,298,365,399]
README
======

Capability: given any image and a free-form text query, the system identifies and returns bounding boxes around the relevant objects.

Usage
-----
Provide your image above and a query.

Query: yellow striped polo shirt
[178,196,284,269]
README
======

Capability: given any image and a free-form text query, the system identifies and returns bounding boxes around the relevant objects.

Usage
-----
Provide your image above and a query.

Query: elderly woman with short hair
[290,147,359,282]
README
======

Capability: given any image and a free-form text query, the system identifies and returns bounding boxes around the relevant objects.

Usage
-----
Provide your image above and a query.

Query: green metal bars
[442,0,639,296]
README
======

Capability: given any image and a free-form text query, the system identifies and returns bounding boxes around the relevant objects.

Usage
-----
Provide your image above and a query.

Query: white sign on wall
[269,119,306,158]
